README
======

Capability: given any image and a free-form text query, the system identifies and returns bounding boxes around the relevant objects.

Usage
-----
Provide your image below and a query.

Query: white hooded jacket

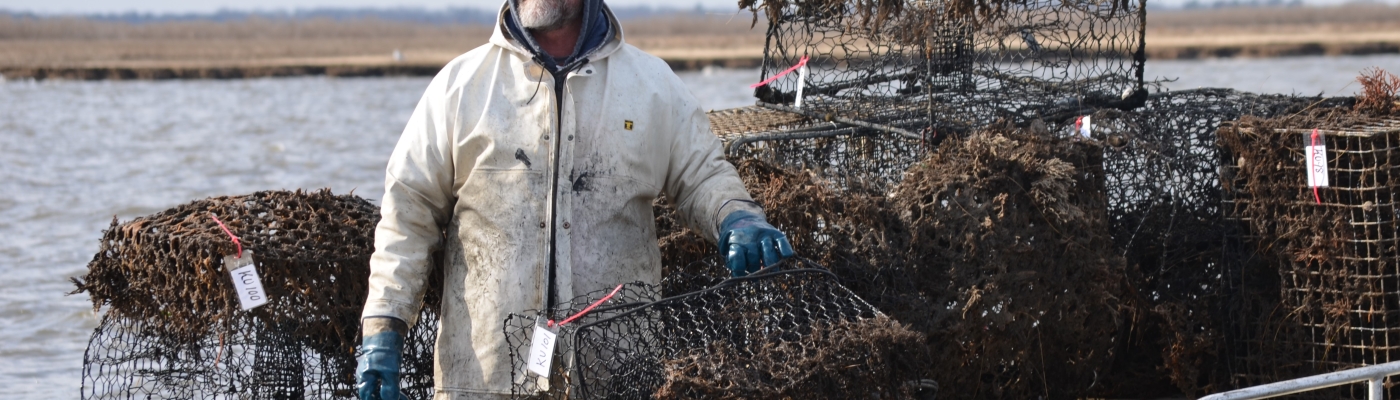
[361,5,760,398]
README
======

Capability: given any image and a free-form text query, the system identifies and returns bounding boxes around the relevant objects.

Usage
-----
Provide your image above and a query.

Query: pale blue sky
[0,0,1392,14]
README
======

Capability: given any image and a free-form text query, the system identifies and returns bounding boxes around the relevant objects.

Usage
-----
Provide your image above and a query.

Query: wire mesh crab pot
[710,0,1148,193]
[748,0,1147,135]
[708,83,1331,395]
[1220,116,1400,398]
[709,105,931,193]
[73,190,442,400]
[506,258,934,400]
[1091,90,1324,393]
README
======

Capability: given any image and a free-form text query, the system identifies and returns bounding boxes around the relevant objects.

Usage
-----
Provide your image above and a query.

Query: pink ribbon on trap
[210,213,243,258]
[750,55,810,89]
[549,283,625,328]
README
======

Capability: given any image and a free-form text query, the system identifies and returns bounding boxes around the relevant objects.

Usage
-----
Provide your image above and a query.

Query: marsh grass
[2,5,1398,69]
[0,13,767,68]
[1148,3,1400,34]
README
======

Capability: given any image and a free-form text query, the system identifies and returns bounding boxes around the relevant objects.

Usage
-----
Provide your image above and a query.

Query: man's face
[518,0,584,31]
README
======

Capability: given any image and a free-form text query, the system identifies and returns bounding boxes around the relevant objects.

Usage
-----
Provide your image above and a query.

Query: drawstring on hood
[505,0,611,74]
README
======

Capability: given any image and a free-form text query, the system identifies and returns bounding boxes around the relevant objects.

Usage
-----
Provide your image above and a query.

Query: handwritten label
[527,318,558,377]
[1076,115,1092,138]
[225,250,268,310]
[794,65,809,110]
[1306,144,1328,187]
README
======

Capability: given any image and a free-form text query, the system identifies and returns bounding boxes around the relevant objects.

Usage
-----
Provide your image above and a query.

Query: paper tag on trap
[527,317,558,377]
[1075,115,1092,138]
[1306,131,1328,187]
[794,64,809,110]
[225,250,268,310]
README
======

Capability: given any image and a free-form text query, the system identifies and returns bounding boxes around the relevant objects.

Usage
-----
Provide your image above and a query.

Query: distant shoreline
[1147,41,1400,59]
[3,43,1396,81]
[5,4,1399,81]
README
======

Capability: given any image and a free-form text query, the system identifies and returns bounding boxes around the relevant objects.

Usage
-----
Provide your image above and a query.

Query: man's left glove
[357,317,407,400]
[718,210,795,277]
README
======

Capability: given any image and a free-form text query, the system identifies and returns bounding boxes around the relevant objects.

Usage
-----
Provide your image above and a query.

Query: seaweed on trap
[1219,103,1400,398]
[658,127,1132,399]
[72,189,443,400]
[505,259,935,400]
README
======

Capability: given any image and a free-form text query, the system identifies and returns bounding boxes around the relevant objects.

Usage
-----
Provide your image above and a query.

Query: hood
[503,0,612,73]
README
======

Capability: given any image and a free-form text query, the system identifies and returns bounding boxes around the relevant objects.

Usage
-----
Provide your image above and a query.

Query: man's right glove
[357,317,407,400]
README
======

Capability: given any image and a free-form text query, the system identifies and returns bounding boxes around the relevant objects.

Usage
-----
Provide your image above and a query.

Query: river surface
[1,53,1396,398]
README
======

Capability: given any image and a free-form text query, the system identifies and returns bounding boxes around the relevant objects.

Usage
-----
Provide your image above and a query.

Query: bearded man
[353,0,794,398]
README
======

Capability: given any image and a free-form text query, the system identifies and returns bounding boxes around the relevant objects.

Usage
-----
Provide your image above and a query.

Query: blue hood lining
[504,0,611,73]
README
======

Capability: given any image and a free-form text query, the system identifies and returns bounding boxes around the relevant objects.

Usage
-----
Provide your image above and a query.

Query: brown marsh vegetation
[1146,4,1400,57]
[0,13,767,70]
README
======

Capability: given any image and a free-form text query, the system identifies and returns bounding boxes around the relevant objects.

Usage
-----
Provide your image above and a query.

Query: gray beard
[518,0,580,31]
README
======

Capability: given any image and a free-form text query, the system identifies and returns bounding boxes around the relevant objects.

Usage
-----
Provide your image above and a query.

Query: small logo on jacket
[624,120,634,130]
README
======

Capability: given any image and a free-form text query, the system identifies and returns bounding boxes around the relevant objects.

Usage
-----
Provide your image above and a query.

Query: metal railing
[1201,361,1400,400]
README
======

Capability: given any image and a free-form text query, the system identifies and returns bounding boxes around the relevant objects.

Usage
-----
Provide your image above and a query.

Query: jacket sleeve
[662,95,765,241]
[362,72,458,327]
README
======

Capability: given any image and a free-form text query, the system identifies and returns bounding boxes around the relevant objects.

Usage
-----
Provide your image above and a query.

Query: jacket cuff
[362,316,409,337]
[363,299,423,328]
[714,199,766,238]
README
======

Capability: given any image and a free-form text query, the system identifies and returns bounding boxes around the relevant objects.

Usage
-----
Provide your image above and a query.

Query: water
[1,54,1395,398]
[0,77,421,397]
[1146,54,1400,96]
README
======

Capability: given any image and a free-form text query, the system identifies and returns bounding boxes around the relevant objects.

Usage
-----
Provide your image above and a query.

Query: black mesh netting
[659,128,1136,399]
[1095,89,1334,396]
[1219,108,1400,399]
[707,7,1373,396]
[72,189,443,399]
[503,281,662,398]
[698,88,1354,398]
[743,0,1146,137]
[505,258,936,400]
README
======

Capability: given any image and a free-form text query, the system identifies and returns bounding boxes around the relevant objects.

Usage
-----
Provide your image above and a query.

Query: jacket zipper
[544,59,587,315]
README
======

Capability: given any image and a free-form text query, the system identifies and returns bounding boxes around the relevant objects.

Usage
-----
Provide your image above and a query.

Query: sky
[1,0,1395,14]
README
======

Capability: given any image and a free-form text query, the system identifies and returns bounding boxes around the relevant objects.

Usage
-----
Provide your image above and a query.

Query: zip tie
[210,213,243,258]
[1311,129,1321,205]
[550,283,624,328]
[750,55,810,89]
[213,331,225,371]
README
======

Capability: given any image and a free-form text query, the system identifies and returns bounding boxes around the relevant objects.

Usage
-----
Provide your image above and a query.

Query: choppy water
[1146,54,1400,96]
[1,54,1396,398]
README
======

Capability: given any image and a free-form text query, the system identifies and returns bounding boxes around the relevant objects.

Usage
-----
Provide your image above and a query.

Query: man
[354,0,794,398]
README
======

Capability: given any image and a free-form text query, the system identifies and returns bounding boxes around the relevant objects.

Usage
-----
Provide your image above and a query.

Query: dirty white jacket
[361,6,760,399]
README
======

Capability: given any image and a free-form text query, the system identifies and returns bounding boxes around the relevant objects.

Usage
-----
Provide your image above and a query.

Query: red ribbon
[750,55,810,89]
[210,214,243,258]
[550,284,625,328]
[1311,129,1321,205]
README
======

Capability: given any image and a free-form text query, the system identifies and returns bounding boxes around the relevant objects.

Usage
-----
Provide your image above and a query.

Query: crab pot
[752,0,1148,133]
[1221,117,1400,398]
[73,190,443,400]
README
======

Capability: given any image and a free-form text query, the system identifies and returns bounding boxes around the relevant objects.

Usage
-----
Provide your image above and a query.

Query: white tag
[1307,144,1328,187]
[794,65,808,109]
[1077,115,1092,138]
[225,250,268,310]
[527,318,558,377]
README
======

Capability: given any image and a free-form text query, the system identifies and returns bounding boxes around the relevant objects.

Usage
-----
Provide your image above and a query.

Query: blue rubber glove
[356,318,405,400]
[718,210,795,277]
